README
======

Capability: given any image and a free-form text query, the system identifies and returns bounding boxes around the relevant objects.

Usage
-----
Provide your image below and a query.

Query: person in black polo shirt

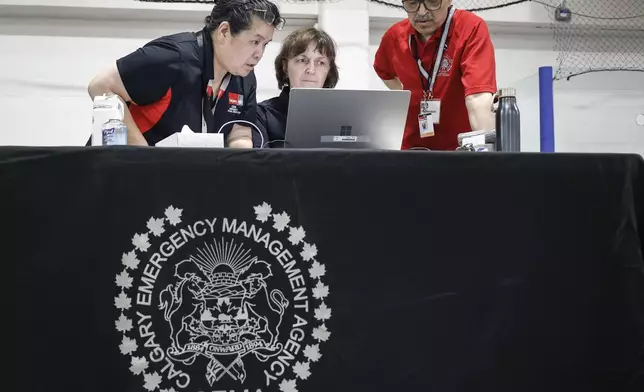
[87,0,284,148]
[256,28,339,148]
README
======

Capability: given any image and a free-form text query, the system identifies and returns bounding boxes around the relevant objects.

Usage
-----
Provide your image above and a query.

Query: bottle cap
[500,87,516,97]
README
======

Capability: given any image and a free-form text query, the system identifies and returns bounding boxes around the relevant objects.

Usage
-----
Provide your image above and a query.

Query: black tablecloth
[3,147,644,392]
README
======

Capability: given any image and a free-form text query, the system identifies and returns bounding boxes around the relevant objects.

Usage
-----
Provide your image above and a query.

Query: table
[3,146,644,392]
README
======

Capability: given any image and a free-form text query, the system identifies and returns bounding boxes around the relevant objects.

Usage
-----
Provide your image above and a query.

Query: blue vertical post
[539,66,555,152]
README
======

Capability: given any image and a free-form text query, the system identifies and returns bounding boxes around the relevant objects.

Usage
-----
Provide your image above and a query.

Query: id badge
[418,114,434,138]
[421,100,441,124]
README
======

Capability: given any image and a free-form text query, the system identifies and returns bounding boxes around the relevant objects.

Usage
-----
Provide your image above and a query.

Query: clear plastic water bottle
[102,118,128,146]
[495,87,520,152]
[92,94,125,146]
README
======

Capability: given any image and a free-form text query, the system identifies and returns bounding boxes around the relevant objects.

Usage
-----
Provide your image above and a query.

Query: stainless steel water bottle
[495,87,520,152]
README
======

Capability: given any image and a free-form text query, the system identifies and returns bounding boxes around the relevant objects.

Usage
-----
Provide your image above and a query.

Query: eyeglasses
[253,8,286,30]
[401,0,442,13]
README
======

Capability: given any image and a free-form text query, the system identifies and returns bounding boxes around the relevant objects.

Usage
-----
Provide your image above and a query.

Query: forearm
[465,92,495,131]
[88,89,147,146]
[382,78,403,91]
[228,125,253,148]
[88,66,148,146]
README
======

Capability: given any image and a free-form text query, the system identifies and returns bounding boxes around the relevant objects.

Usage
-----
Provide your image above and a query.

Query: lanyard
[201,74,231,133]
[408,6,456,97]
[197,30,232,134]
[211,75,231,114]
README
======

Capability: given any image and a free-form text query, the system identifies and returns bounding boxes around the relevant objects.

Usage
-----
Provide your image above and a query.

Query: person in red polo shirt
[374,0,497,150]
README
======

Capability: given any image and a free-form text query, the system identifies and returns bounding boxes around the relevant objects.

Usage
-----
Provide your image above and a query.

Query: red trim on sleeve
[129,87,173,134]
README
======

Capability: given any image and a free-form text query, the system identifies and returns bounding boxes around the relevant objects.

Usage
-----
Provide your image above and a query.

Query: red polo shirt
[374,10,497,150]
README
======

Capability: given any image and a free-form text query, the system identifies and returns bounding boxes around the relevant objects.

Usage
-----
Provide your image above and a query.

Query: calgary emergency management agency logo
[438,55,453,77]
[114,203,331,392]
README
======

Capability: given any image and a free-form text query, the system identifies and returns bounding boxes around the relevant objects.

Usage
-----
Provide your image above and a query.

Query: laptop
[284,88,411,150]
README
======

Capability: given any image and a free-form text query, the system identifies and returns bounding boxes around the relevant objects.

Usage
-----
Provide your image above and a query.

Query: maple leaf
[272,212,291,232]
[288,226,306,246]
[119,336,138,355]
[314,303,331,321]
[301,242,318,261]
[215,300,235,316]
[121,251,140,270]
[293,361,311,380]
[303,344,321,362]
[165,206,183,226]
[143,372,163,391]
[147,217,165,237]
[130,356,149,375]
[309,262,326,279]
[115,270,133,289]
[132,233,150,252]
[312,281,329,300]
[254,202,272,222]
[115,313,133,332]
[279,378,298,392]
[312,324,331,342]
[115,292,131,310]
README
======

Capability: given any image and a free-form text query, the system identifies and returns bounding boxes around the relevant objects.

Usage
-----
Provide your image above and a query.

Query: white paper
[463,134,486,146]
[155,130,224,148]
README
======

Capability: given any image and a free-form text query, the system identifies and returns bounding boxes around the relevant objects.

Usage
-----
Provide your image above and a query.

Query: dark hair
[204,0,284,35]
[275,27,339,89]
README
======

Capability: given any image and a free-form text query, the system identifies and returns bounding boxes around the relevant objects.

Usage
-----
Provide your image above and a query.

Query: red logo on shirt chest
[438,55,453,77]
[228,93,243,106]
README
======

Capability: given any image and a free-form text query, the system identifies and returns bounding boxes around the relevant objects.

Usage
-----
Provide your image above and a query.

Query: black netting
[535,0,644,80]
[364,0,526,11]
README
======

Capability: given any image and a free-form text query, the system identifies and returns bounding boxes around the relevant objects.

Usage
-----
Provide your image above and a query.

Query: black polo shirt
[115,29,258,146]
[256,87,290,148]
